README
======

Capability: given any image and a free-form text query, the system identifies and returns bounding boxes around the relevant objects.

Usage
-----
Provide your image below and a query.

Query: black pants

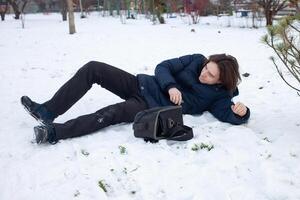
[43,61,149,140]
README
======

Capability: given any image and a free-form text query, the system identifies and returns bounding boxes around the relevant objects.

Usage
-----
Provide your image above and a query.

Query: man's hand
[231,102,247,117]
[168,88,182,105]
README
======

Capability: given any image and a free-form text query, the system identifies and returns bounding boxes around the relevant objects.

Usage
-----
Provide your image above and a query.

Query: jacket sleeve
[209,97,250,125]
[154,54,203,92]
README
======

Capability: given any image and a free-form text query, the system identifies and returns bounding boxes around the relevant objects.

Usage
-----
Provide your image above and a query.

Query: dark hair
[206,54,241,93]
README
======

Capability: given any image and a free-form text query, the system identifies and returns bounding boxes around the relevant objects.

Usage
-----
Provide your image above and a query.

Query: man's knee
[81,61,104,72]
[76,61,107,83]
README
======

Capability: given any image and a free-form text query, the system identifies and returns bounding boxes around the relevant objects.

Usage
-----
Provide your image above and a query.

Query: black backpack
[133,106,193,143]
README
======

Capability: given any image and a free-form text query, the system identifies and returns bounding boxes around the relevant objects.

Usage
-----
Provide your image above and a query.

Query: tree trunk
[66,0,76,34]
[0,2,7,21]
[7,0,20,19]
[20,0,28,13]
[62,9,67,21]
[0,13,5,21]
[79,0,85,18]
[154,0,165,24]
[61,0,67,21]
[107,0,112,16]
[266,10,273,26]
[296,4,300,14]
[116,0,120,15]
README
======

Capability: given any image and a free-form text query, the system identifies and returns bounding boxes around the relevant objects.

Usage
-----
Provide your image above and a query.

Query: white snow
[0,13,300,200]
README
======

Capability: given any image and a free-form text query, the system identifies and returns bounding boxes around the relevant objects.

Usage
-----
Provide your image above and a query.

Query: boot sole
[34,126,47,144]
[21,102,47,126]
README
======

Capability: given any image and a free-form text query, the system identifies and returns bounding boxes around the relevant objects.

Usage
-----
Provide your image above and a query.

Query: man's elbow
[215,113,250,125]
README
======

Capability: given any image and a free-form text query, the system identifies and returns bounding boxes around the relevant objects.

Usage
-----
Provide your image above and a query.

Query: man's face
[199,61,221,85]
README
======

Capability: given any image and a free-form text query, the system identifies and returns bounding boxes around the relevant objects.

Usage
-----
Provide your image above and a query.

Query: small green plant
[98,180,108,193]
[123,167,128,174]
[119,145,127,155]
[191,143,214,151]
[191,144,199,151]
[263,137,271,143]
[201,143,214,151]
[290,153,297,157]
[81,149,89,156]
[74,190,80,197]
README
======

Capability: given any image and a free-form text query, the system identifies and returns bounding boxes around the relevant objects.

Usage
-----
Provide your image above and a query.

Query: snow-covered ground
[0,13,299,200]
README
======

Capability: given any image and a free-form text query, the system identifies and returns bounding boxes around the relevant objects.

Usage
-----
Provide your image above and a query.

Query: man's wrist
[165,83,178,93]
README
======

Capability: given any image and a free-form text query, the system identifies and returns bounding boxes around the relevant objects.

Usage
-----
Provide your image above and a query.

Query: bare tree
[7,0,22,19]
[257,0,289,25]
[249,1,262,28]
[217,0,232,14]
[140,0,165,24]
[183,0,209,24]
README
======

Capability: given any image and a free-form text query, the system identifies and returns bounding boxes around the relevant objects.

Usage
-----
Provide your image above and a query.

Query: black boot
[21,96,55,125]
[34,125,58,144]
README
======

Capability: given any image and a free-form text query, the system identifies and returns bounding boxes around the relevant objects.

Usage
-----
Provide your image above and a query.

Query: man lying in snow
[21,53,250,144]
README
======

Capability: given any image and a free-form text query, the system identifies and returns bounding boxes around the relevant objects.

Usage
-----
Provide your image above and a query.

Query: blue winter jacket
[136,54,250,125]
